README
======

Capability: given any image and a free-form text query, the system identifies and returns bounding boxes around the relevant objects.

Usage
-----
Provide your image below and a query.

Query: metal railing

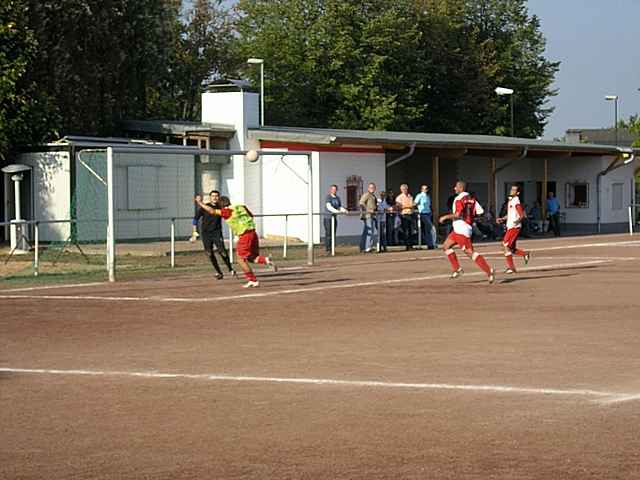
[1,211,439,278]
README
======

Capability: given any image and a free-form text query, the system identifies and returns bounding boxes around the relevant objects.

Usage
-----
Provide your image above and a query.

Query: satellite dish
[1,164,32,174]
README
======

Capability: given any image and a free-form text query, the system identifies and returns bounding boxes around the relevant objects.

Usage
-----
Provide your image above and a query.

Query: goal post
[97,145,314,282]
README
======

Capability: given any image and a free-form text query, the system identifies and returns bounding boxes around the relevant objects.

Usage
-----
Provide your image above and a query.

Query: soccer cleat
[488,268,496,284]
[266,257,278,273]
[524,252,531,265]
[450,268,464,279]
[503,268,515,274]
[215,273,224,280]
[242,280,260,288]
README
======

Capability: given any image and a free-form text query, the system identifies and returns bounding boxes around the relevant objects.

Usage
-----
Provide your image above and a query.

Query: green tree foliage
[235,0,559,136]
[162,0,236,120]
[462,0,559,137]
[0,0,58,160]
[619,115,640,148]
[22,0,182,136]
[235,0,424,130]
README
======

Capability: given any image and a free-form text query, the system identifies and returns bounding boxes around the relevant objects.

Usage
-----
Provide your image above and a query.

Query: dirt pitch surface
[2,233,640,479]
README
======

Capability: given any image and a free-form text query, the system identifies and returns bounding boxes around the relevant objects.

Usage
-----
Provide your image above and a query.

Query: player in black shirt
[195,190,235,280]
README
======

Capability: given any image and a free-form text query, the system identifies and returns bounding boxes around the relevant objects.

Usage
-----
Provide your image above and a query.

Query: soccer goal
[73,145,314,282]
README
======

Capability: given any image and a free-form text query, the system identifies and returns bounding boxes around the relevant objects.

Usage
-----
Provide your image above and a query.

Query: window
[612,183,624,210]
[345,175,363,211]
[565,182,589,209]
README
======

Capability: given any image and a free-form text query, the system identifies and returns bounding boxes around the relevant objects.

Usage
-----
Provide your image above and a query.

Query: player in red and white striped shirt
[496,184,531,273]
[438,181,495,284]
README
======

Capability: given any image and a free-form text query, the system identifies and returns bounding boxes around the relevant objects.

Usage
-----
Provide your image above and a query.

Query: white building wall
[201,91,259,208]
[318,151,386,239]
[260,150,315,242]
[18,151,71,241]
[457,154,635,228]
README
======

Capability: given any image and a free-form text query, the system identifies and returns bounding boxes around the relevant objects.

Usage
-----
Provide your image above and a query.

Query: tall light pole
[495,87,515,137]
[605,95,619,146]
[247,58,264,126]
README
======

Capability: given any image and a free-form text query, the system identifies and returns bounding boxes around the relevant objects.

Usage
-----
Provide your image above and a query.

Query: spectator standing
[414,184,435,249]
[395,184,415,250]
[359,183,378,253]
[529,200,542,233]
[546,191,561,236]
[324,184,348,252]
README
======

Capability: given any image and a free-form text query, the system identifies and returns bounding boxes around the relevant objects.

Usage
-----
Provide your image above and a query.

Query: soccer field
[2,234,640,479]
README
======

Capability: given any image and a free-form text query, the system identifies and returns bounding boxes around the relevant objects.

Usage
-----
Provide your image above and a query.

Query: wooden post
[432,156,440,217]
[489,158,496,216]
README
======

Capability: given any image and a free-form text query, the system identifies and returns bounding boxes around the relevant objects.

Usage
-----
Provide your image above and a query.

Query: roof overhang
[122,119,236,138]
[249,126,626,158]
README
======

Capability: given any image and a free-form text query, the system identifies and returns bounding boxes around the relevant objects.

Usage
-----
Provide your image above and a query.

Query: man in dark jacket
[195,190,236,280]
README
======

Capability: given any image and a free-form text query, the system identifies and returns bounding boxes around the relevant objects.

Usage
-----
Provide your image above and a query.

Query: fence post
[228,228,234,264]
[170,218,176,268]
[331,215,336,257]
[106,146,116,282]
[417,213,422,248]
[376,213,381,253]
[283,215,288,259]
[629,205,634,236]
[34,221,39,277]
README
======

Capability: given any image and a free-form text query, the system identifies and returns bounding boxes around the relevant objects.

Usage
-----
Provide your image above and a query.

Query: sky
[200,0,640,139]
[526,0,640,138]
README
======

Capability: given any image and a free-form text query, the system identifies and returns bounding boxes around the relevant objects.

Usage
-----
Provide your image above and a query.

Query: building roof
[249,125,637,156]
[565,127,636,147]
[121,119,236,138]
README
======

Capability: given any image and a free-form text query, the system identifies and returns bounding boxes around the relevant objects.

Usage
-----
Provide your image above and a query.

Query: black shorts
[202,231,225,253]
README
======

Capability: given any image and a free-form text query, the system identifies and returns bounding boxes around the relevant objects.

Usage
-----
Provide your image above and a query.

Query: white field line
[597,393,640,405]
[0,260,609,304]
[1,282,105,293]
[0,367,636,404]
[1,238,636,294]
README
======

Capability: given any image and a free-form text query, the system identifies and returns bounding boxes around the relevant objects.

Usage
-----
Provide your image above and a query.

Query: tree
[235,0,558,136]
[22,0,182,136]
[0,0,58,160]
[619,115,640,148]
[162,0,237,120]
[235,0,424,130]
[461,0,560,137]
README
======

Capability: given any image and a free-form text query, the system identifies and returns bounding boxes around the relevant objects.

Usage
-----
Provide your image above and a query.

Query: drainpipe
[597,149,636,233]
[385,143,416,168]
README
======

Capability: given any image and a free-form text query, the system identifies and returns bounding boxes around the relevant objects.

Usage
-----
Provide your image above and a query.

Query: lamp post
[605,95,619,146]
[495,87,515,137]
[247,58,264,126]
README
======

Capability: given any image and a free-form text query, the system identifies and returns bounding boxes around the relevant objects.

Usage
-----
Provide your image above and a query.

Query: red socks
[255,256,268,265]
[244,271,257,282]
[472,252,492,275]
[513,249,527,257]
[445,249,460,271]
[505,252,516,270]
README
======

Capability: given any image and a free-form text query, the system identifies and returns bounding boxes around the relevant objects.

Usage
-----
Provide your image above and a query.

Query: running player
[496,184,531,273]
[438,181,495,284]
[194,195,276,288]
[194,191,235,280]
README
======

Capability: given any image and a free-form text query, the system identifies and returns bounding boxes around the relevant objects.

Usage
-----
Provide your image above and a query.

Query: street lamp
[247,58,264,126]
[605,95,619,146]
[495,87,515,137]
